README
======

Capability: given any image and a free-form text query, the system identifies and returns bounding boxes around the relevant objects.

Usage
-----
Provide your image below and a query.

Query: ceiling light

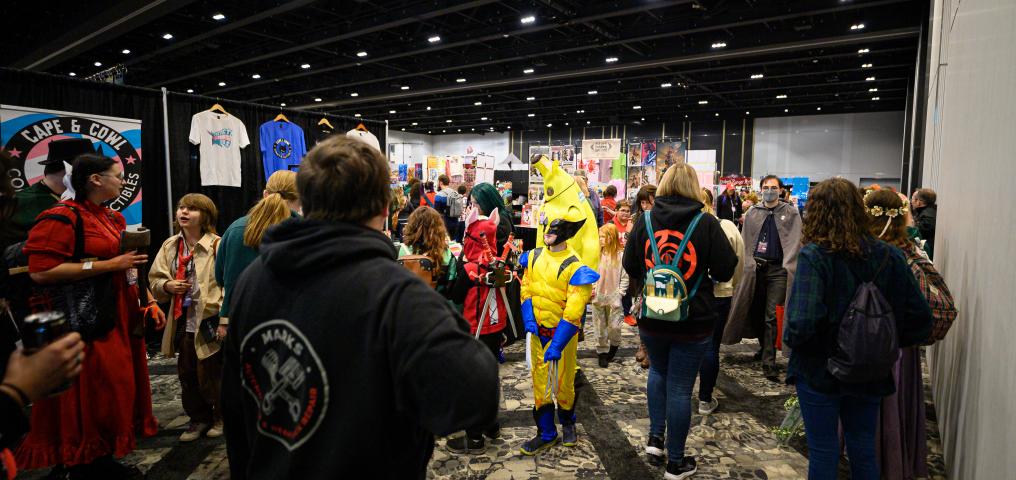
[817,107,822,111]
[471,128,475,131]
[715,113,720,117]
[866,76,876,81]
[586,121,591,125]
[458,129,462,132]
[858,48,870,54]
[546,123,553,127]
[698,100,708,105]
[426,106,432,111]
[850,23,866,30]
[481,117,488,120]
[520,15,536,24]
[528,113,536,117]
[350,92,359,97]
[711,42,727,49]
[474,101,482,106]
[526,96,536,101]
[69,72,76,77]
[280,103,286,106]
[862,63,873,68]
[301,63,311,69]
[186,89,194,93]
[661,83,672,88]
[457,78,467,83]
[401,85,410,90]
[446,119,453,123]
[218,81,226,86]
[784,108,789,112]
[750,73,764,79]
[314,98,322,102]
[745,111,750,115]
[776,94,788,99]
[429,131,432,133]
[354,113,361,118]
[94,61,102,67]
[523,68,534,74]
[212,13,226,21]
[872,97,880,100]
[565,122,569,126]
[401,128,406,131]
[162,33,173,40]
[428,35,441,43]
[412,122,418,126]
[605,57,619,63]
[507,126,511,129]
[685,114,689,118]
[121,49,131,55]
[587,90,598,95]
[869,88,878,92]
[443,130,446,133]
[633,105,642,110]
[251,74,261,79]
[356,51,368,57]
[389,110,396,114]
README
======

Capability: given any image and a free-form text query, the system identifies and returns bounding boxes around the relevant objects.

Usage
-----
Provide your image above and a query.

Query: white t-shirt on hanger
[189,110,250,187]
[346,128,380,152]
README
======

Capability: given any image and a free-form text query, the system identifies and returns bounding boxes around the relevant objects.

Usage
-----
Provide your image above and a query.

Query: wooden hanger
[209,103,227,114]
[318,117,335,130]
[355,123,368,132]
[274,113,290,122]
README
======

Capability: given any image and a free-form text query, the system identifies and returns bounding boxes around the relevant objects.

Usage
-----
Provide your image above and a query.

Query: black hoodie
[623,195,739,340]
[222,218,499,480]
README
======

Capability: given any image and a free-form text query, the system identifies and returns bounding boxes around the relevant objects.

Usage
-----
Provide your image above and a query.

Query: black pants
[466,332,503,437]
[756,262,787,374]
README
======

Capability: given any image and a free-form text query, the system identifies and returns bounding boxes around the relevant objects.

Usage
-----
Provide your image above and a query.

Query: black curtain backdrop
[1,68,387,246]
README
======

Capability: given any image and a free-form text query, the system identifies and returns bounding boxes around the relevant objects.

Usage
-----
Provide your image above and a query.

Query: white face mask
[762,190,779,203]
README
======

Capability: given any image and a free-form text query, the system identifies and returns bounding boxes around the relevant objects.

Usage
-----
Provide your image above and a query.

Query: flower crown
[863,189,909,218]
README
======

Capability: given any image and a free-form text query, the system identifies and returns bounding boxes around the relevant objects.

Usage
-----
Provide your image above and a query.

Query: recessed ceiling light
[784,108,789,112]
[507,126,511,129]
[301,63,311,69]
[212,13,226,21]
[869,88,878,92]
[443,129,447,132]
[605,57,619,63]
[218,81,226,86]
[546,123,553,127]
[280,103,286,106]
[474,101,482,106]
[633,105,642,110]
[354,113,361,117]
[520,15,536,24]
[641,117,645,121]
[401,128,406,131]
[588,90,598,95]
[314,98,322,102]
[523,68,534,74]
[526,96,536,101]
[356,51,368,57]
[711,42,727,49]
[872,97,880,100]
[565,122,569,126]
[457,78,467,83]
[817,107,822,111]
[850,23,866,30]
[251,74,261,79]
[458,129,462,132]
[401,85,410,90]
[471,128,475,131]
[745,111,750,115]
[866,76,876,81]
[698,100,708,105]
[94,61,102,67]
[684,114,689,118]
[429,131,432,133]
[776,94,788,99]
[858,48,870,54]
[350,92,359,97]
[428,35,441,43]
[480,117,488,120]
[69,72,77,77]
[186,89,193,93]
[528,113,536,117]
[750,73,764,79]
[426,106,432,111]
[446,119,453,123]
[661,83,672,88]
[389,110,396,114]
[586,121,591,125]
[162,33,173,40]
[121,49,131,55]
[412,122,418,126]
[862,63,873,68]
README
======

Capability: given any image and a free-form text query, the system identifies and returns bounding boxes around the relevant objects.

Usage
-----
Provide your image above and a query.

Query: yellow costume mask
[534,157,600,271]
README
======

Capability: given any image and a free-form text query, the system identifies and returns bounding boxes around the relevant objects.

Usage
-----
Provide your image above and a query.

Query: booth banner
[581,138,621,163]
[1,104,143,226]
[719,175,754,188]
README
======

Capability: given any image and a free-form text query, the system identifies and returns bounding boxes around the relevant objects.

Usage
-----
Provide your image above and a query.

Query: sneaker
[664,457,697,480]
[206,421,224,438]
[445,434,485,454]
[561,424,577,446]
[606,345,619,362]
[519,434,559,456]
[179,422,208,442]
[598,353,609,368]
[698,398,719,415]
[483,422,501,440]
[645,435,665,464]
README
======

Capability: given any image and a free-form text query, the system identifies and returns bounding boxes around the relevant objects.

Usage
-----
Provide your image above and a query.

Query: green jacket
[11,181,60,234]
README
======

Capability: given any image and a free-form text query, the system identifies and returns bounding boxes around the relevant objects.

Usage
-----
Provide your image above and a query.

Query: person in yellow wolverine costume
[518,206,599,455]
[533,157,600,272]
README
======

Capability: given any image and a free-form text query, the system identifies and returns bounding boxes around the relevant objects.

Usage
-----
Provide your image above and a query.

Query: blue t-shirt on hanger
[259,120,307,180]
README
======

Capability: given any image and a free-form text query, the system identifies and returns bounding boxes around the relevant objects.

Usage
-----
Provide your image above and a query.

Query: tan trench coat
[722,201,802,346]
[149,232,224,360]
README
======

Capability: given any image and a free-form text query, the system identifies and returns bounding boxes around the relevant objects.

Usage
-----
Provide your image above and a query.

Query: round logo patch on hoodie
[240,319,329,451]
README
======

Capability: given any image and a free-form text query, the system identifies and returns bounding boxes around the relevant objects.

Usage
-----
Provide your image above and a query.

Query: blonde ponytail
[243,170,298,248]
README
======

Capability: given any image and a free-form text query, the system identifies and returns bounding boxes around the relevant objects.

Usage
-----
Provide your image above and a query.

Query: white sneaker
[698,398,719,415]
[206,421,224,438]
[179,422,208,442]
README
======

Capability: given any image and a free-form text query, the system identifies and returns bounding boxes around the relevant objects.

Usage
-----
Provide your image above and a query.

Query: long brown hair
[864,189,909,249]
[175,193,219,235]
[802,177,869,256]
[244,170,298,247]
[403,206,448,274]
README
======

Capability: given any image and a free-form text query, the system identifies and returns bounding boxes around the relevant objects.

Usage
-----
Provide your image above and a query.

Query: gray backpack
[827,250,899,384]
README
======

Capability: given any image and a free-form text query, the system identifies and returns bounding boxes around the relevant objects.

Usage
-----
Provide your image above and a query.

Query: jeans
[640,333,711,462]
[698,297,731,402]
[796,381,881,480]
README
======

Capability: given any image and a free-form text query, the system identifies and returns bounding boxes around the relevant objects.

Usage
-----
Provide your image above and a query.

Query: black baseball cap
[39,138,96,166]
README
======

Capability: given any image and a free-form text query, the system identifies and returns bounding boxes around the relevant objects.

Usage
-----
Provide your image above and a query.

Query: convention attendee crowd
[0,137,951,480]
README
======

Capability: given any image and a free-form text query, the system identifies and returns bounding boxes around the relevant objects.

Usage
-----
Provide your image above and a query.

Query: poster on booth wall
[398,164,408,182]
[642,142,657,166]
[627,143,643,166]
[528,145,551,183]
[657,141,686,180]
[1,104,144,226]
[561,145,576,173]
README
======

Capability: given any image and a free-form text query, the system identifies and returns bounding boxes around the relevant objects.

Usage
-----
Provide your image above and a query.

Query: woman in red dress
[16,153,165,479]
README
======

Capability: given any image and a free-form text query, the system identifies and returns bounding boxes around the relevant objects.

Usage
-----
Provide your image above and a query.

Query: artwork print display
[656,141,686,179]
[627,143,642,166]
[528,145,551,181]
[642,142,657,166]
